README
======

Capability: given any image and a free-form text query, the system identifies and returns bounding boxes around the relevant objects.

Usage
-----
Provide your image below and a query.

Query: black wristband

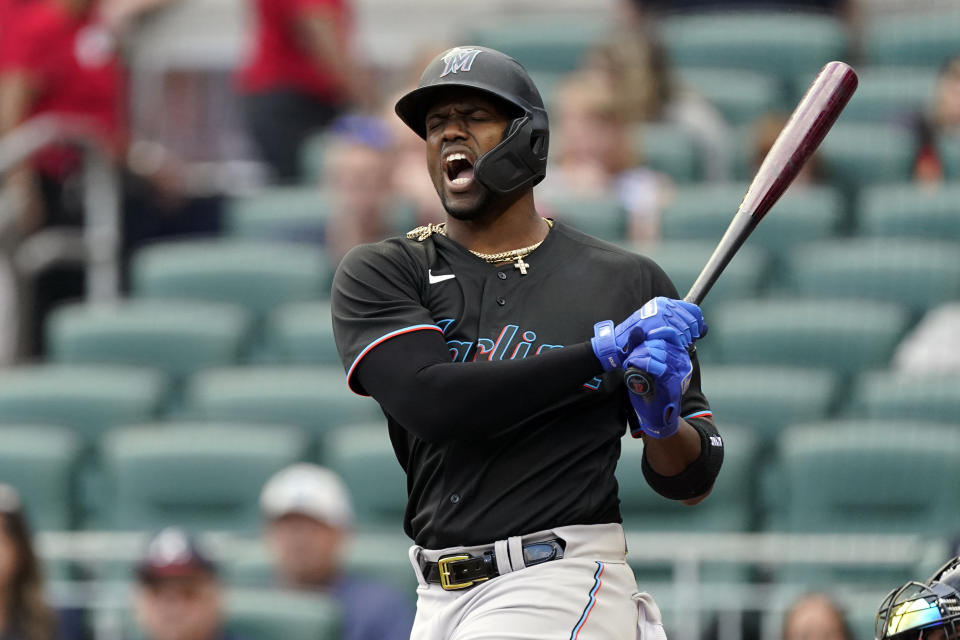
[640,418,724,501]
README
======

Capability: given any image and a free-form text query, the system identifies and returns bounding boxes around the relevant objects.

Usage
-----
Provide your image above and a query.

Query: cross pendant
[514,257,530,275]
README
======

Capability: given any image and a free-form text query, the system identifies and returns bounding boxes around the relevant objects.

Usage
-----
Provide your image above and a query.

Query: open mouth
[443,151,475,190]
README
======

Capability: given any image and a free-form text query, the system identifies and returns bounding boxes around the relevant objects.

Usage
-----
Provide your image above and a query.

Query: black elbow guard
[641,419,724,501]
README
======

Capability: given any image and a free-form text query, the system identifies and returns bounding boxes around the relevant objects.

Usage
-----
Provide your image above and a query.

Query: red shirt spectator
[0,0,34,37]
[0,0,125,177]
[238,0,352,102]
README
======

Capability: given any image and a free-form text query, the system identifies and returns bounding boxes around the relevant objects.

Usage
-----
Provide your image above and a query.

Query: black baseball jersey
[331,220,712,548]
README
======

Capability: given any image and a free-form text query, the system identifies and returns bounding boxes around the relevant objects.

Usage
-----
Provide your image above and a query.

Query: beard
[439,183,495,221]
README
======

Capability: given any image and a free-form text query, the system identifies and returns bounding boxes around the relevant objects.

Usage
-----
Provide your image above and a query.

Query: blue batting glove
[624,338,693,439]
[591,297,706,372]
[618,297,706,353]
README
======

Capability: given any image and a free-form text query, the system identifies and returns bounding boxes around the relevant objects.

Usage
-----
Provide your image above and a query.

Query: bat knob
[624,368,654,397]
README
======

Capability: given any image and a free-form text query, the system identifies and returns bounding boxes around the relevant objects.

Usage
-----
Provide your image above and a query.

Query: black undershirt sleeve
[354,329,605,443]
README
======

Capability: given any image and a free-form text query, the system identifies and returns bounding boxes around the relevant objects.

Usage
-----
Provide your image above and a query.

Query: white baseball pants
[407,523,667,640]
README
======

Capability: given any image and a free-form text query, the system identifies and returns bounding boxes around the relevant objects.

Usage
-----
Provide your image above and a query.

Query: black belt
[420,538,565,591]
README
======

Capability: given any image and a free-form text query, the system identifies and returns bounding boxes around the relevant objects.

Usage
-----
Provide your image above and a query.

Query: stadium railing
[34,530,948,640]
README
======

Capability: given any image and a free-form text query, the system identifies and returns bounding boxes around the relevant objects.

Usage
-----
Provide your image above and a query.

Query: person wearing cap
[133,527,241,640]
[331,45,721,638]
[259,463,414,640]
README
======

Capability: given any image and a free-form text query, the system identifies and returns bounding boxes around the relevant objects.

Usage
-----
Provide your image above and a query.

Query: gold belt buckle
[437,554,488,591]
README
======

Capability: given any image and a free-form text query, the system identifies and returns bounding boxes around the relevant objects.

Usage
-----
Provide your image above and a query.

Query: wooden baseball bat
[625,60,859,402]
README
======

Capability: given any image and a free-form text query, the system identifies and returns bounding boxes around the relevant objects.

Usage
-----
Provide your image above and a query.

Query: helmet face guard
[877,558,960,640]
[394,46,549,196]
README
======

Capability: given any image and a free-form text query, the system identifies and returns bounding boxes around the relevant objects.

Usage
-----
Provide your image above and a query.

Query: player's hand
[624,338,693,439]
[591,297,706,372]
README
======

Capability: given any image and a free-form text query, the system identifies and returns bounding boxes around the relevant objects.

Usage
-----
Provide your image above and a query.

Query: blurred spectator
[912,53,960,184]
[0,0,38,48]
[587,0,731,180]
[259,463,414,640]
[133,527,241,640]
[383,91,445,229]
[0,0,221,356]
[0,0,127,233]
[892,302,960,374]
[783,592,854,640]
[320,114,395,266]
[377,45,453,230]
[750,111,824,184]
[0,484,87,640]
[95,0,177,36]
[539,70,674,245]
[236,0,366,183]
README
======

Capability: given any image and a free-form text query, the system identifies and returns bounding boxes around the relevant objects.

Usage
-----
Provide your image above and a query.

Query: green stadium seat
[466,20,607,74]
[323,423,406,532]
[844,371,960,424]
[865,11,960,67]
[709,298,911,374]
[631,240,770,304]
[765,421,960,535]
[131,239,332,315]
[540,194,627,242]
[345,529,418,597]
[699,366,838,446]
[780,238,960,314]
[0,425,80,530]
[262,301,339,366]
[632,123,702,183]
[299,130,334,183]
[618,425,759,532]
[660,183,843,251]
[678,68,784,126]
[227,589,341,640]
[226,186,331,242]
[101,423,308,531]
[661,12,847,81]
[858,182,960,239]
[47,300,252,381]
[838,67,937,123]
[0,365,167,447]
[185,366,383,450]
[938,137,960,180]
[819,123,915,193]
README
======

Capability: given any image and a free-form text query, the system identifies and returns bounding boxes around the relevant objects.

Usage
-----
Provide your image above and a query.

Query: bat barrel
[742,61,858,223]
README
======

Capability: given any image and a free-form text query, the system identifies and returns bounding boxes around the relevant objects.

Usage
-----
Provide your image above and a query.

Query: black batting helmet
[394,45,549,196]
[876,557,960,640]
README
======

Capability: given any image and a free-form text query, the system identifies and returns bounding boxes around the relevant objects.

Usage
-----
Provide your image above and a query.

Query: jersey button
[496,297,506,306]
[497,271,507,280]
[449,493,461,504]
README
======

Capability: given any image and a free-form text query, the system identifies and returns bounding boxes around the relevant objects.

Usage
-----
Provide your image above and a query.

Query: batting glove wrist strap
[591,320,622,372]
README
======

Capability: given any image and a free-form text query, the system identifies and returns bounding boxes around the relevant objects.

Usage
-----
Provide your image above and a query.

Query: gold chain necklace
[406,219,553,276]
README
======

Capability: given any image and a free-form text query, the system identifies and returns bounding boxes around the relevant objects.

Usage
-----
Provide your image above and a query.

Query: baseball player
[331,46,723,640]
[875,556,960,640]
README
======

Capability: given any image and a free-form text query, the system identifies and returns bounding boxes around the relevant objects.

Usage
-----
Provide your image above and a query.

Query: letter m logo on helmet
[440,48,482,77]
